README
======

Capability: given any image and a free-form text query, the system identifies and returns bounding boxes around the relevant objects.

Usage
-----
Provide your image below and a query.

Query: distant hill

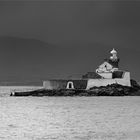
[0,36,107,83]
[0,36,139,84]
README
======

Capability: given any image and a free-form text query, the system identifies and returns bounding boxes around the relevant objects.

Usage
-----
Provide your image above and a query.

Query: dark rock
[11,80,140,96]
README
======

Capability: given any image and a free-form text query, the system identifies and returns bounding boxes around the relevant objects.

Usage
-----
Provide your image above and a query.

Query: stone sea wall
[43,80,87,90]
[86,72,131,89]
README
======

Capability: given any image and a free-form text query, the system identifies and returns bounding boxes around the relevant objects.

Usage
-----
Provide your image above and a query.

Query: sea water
[0,96,140,140]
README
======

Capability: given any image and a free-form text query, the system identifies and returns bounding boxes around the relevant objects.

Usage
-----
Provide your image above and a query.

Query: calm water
[0,96,140,140]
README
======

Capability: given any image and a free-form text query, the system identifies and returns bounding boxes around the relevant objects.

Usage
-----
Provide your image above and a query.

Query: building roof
[82,72,103,79]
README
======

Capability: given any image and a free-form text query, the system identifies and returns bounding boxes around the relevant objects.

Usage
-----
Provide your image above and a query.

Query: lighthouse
[108,48,120,71]
[96,48,120,74]
[43,48,131,90]
[110,48,118,61]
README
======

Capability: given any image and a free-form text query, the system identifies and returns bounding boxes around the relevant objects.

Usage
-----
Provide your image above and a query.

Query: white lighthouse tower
[110,48,118,61]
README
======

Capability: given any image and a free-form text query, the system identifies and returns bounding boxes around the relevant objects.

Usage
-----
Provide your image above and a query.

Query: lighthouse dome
[110,48,117,54]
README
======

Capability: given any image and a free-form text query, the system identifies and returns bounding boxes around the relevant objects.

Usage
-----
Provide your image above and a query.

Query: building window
[66,81,74,89]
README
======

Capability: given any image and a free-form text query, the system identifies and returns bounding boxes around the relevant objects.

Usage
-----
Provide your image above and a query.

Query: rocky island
[11,49,140,96]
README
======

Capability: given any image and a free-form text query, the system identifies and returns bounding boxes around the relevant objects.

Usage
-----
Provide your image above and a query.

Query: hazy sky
[0,0,139,46]
[0,0,140,83]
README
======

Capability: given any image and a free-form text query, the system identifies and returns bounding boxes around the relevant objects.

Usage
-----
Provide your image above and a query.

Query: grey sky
[0,0,139,83]
[0,1,139,46]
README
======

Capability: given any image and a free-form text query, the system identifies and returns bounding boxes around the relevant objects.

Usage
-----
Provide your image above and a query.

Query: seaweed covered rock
[89,81,140,96]
[11,80,140,96]
[130,79,140,91]
[89,84,131,96]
